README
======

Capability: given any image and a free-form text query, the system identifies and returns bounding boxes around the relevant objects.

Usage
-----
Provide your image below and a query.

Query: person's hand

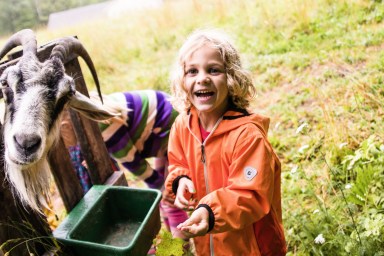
[162,189,175,205]
[174,177,196,211]
[176,207,209,238]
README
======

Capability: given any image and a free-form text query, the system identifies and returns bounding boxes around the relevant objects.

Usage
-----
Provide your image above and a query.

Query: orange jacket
[165,107,286,256]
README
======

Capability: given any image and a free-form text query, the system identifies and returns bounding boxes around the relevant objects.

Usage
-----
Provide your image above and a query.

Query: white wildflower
[356,194,365,202]
[298,144,309,153]
[313,209,320,214]
[314,233,325,244]
[345,184,352,189]
[296,123,308,134]
[290,165,298,174]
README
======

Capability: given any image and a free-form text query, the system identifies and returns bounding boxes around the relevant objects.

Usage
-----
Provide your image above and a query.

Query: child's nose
[197,73,210,85]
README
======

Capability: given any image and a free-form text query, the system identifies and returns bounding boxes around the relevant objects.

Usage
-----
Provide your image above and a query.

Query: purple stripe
[125,91,144,139]
[141,134,162,157]
[121,152,142,170]
[125,92,134,130]
[154,91,172,129]
[104,125,131,153]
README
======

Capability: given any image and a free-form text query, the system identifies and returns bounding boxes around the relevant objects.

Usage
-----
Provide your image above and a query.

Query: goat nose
[13,134,42,154]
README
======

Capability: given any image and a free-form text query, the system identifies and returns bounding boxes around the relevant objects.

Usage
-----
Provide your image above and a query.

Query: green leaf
[155,229,186,256]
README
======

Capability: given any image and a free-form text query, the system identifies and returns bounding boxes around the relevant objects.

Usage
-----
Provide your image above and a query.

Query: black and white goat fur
[0,29,117,212]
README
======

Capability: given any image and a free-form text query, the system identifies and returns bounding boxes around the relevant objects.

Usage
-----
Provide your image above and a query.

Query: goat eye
[0,80,7,87]
[68,89,75,97]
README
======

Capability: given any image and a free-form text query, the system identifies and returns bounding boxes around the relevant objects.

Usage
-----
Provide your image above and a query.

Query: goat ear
[68,91,120,121]
[0,101,5,125]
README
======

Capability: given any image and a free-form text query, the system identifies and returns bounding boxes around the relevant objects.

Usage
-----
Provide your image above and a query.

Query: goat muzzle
[13,133,42,155]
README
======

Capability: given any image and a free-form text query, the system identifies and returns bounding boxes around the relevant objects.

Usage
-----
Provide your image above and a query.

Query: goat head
[0,29,117,211]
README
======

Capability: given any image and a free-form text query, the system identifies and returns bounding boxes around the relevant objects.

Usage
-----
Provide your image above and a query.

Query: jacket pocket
[254,209,286,256]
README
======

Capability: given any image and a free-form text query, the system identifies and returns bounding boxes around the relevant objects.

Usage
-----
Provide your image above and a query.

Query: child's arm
[197,125,280,234]
[163,121,192,204]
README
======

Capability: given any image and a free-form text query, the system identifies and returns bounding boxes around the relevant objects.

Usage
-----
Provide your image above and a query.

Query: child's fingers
[181,225,197,234]
[176,194,189,205]
[176,197,196,211]
[174,195,191,209]
[177,223,203,238]
[174,199,185,209]
[186,182,196,194]
[178,229,194,239]
[179,178,195,194]
[176,216,195,229]
[176,184,194,206]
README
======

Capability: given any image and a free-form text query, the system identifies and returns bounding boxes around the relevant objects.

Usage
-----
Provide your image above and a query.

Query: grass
[1,0,383,255]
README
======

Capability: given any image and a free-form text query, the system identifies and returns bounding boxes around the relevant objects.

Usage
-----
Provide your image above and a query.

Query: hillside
[1,0,383,255]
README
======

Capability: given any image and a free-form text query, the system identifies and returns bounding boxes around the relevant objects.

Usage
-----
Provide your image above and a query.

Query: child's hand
[162,189,176,205]
[175,177,196,211]
[176,207,209,238]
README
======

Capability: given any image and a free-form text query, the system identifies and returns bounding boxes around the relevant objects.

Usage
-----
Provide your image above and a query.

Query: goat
[0,29,117,212]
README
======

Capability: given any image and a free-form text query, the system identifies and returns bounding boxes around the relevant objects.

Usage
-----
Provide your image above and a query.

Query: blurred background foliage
[0,0,107,35]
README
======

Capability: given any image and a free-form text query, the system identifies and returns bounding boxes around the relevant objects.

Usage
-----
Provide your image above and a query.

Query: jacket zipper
[189,116,222,256]
[201,144,205,163]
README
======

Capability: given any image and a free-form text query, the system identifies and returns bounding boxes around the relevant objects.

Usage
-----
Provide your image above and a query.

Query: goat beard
[1,113,63,214]
[5,158,51,214]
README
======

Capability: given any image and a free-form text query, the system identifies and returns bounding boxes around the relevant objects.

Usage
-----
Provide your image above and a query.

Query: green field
[1,0,383,255]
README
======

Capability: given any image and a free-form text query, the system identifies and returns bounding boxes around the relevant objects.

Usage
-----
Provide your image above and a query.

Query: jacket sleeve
[164,120,191,202]
[199,124,277,233]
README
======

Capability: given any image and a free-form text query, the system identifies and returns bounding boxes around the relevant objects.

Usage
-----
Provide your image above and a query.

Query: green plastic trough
[53,185,161,256]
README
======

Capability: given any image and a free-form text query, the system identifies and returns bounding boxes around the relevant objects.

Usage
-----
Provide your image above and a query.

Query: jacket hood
[187,106,271,140]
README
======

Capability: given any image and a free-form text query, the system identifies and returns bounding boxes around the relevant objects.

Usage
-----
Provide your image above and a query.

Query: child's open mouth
[195,90,214,98]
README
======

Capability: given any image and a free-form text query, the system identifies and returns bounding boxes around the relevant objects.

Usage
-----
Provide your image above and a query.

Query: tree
[0,0,107,36]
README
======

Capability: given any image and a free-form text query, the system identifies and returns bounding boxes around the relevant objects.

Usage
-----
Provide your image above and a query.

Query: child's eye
[186,68,198,76]
[209,68,221,74]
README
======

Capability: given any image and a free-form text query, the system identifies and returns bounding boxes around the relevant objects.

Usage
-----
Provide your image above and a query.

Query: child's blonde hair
[170,28,256,113]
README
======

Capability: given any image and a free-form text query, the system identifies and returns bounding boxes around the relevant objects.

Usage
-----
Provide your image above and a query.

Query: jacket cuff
[196,204,215,233]
[171,175,191,195]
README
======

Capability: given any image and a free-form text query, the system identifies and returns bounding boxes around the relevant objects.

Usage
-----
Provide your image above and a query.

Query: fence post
[64,57,117,184]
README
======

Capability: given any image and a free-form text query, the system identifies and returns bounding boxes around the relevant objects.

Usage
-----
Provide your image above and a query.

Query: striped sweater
[98,90,178,187]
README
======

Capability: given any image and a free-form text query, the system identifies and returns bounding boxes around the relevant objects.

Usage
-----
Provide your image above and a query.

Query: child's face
[184,45,228,119]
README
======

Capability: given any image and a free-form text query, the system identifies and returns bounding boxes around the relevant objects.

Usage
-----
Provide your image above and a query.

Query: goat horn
[0,29,37,61]
[50,37,103,103]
